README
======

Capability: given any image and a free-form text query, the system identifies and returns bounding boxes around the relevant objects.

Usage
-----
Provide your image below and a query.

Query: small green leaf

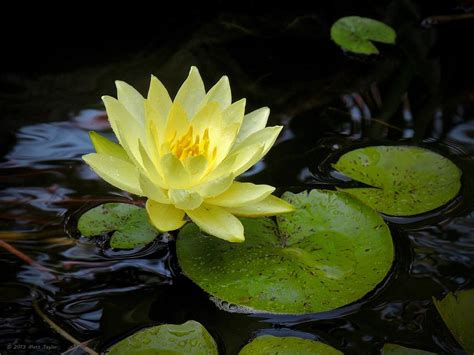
[382,343,436,354]
[333,146,462,216]
[239,335,342,355]
[78,203,158,249]
[177,189,394,314]
[331,16,396,55]
[107,320,218,355]
[433,289,474,353]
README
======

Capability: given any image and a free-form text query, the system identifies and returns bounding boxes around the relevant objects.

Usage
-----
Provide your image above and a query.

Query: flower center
[170,126,211,160]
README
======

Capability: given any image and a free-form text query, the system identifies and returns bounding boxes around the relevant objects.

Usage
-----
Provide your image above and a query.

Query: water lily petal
[222,98,246,125]
[139,174,169,203]
[83,153,142,195]
[147,75,172,120]
[186,204,244,242]
[138,142,166,187]
[146,199,186,231]
[193,173,234,198]
[116,81,145,124]
[191,102,222,137]
[164,102,190,144]
[206,182,275,207]
[183,155,208,178]
[160,153,190,188]
[89,131,129,162]
[144,100,167,156]
[236,107,270,144]
[102,96,144,164]
[226,195,295,217]
[169,189,203,210]
[202,75,231,110]
[175,66,206,119]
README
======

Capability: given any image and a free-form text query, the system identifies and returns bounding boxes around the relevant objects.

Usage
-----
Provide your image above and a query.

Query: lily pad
[330,16,396,55]
[177,189,394,314]
[77,203,158,249]
[382,343,436,354]
[239,335,342,355]
[433,289,474,353]
[333,146,462,216]
[107,320,218,355]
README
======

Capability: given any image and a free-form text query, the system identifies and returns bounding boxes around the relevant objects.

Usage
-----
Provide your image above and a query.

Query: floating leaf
[433,289,474,352]
[78,203,158,249]
[330,16,396,54]
[239,335,342,354]
[382,343,436,354]
[177,189,394,314]
[333,146,462,216]
[107,320,218,354]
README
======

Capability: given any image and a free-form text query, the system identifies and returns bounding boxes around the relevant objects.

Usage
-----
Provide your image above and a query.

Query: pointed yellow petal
[164,102,190,143]
[82,153,142,195]
[190,102,222,136]
[226,195,294,217]
[138,142,166,187]
[145,100,167,155]
[168,189,203,210]
[102,96,144,164]
[89,131,129,161]
[193,173,234,198]
[115,81,145,124]
[186,204,244,242]
[206,182,275,207]
[160,153,190,189]
[146,199,186,231]
[147,75,172,120]
[175,66,206,119]
[202,75,231,110]
[222,98,246,125]
[236,107,270,144]
[139,174,169,203]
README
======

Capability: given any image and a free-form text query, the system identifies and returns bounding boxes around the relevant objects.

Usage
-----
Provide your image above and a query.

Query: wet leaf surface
[177,189,394,314]
[77,203,158,249]
[333,146,462,216]
[382,343,436,354]
[107,320,218,355]
[239,335,342,354]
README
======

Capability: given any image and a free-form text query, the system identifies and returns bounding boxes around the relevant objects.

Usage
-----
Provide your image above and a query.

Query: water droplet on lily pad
[107,320,218,354]
[382,343,436,354]
[330,16,396,55]
[177,189,394,314]
[333,146,462,216]
[77,203,158,249]
[433,289,474,353]
[239,335,342,354]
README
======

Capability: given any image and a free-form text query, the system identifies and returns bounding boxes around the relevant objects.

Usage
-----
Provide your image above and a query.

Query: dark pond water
[1,4,474,354]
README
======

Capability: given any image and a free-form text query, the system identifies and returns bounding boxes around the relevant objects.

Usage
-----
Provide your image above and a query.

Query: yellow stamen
[169,126,214,161]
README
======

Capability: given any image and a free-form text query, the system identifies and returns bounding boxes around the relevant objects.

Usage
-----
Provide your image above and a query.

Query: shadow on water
[1,2,474,354]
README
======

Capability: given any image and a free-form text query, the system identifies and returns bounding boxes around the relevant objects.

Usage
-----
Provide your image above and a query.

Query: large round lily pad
[382,343,436,354]
[107,320,218,354]
[433,289,474,353]
[78,203,158,249]
[333,146,462,216]
[177,189,394,314]
[239,335,342,355]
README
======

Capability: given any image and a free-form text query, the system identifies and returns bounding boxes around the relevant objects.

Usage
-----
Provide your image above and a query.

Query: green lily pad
[177,189,394,314]
[107,320,218,355]
[433,289,474,353]
[77,203,158,249]
[330,16,396,55]
[333,146,462,216]
[239,335,342,355]
[382,343,436,354]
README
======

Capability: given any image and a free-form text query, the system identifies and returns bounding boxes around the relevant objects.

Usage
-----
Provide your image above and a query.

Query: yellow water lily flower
[83,66,294,242]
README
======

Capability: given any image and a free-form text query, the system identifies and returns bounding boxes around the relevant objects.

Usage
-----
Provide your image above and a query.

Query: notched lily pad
[333,146,462,216]
[77,203,158,249]
[107,320,218,355]
[382,343,436,354]
[177,189,394,314]
[330,16,396,55]
[433,289,474,352]
[239,335,342,355]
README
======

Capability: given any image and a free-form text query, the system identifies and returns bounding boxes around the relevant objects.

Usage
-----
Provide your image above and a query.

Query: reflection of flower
[83,67,293,242]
